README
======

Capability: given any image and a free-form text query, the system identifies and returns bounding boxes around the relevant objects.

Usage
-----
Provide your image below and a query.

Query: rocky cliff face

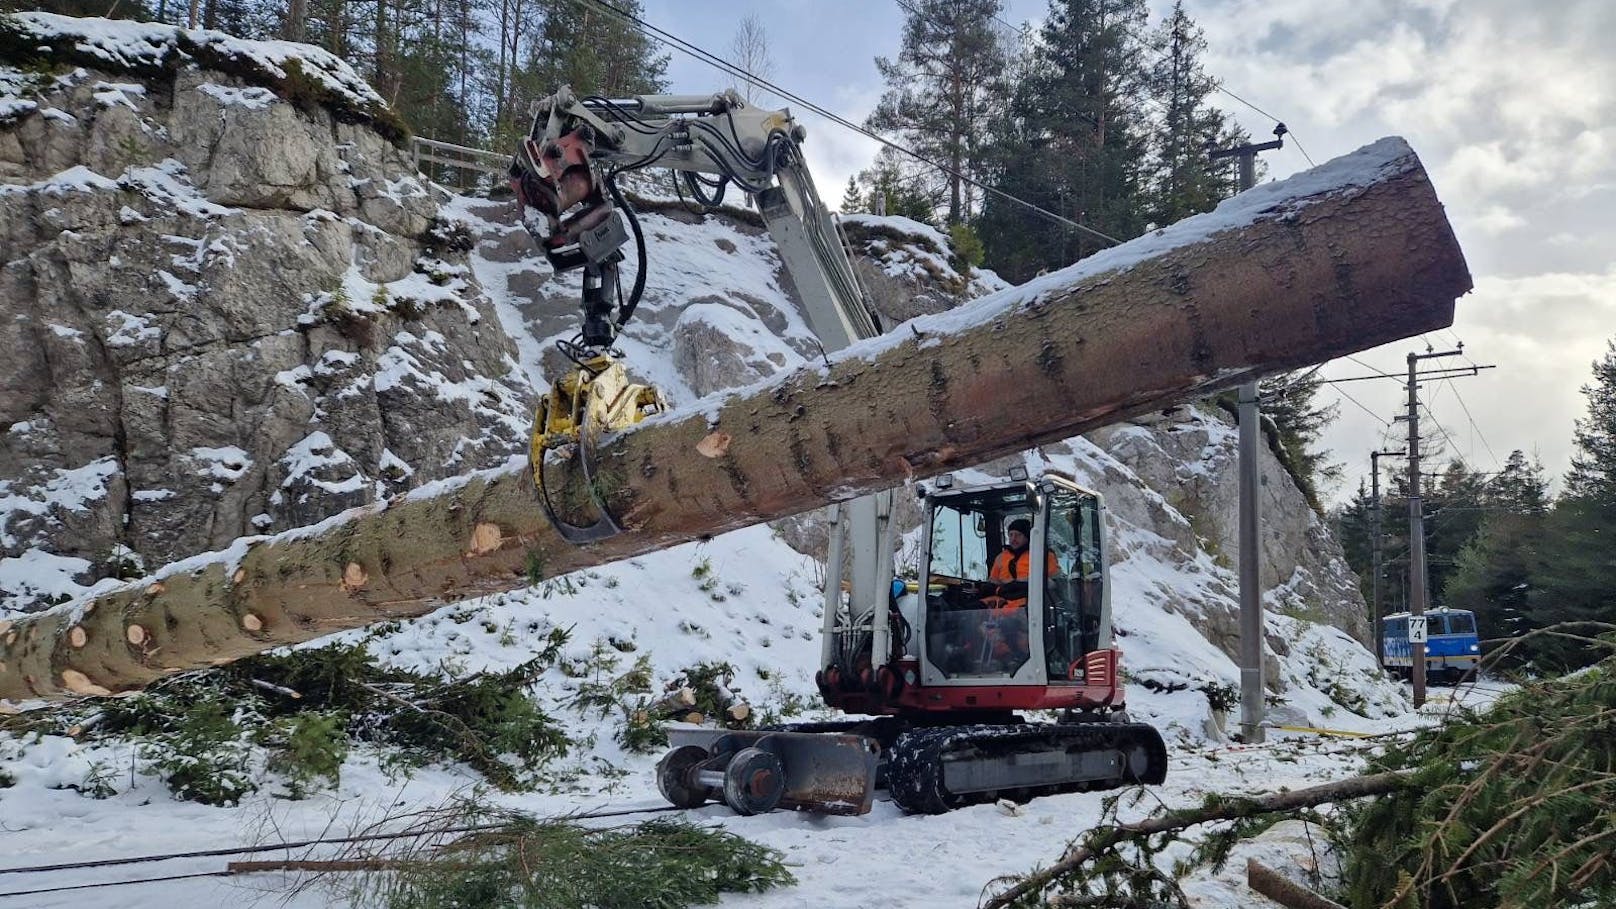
[0,14,531,608]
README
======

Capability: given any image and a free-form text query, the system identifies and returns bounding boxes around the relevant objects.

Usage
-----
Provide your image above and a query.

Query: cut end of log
[240,612,264,633]
[682,711,705,725]
[126,624,147,646]
[341,562,369,591]
[60,669,113,697]
[232,568,247,585]
[3,631,15,647]
[67,626,87,649]
[145,581,165,597]
[696,431,732,458]
[727,703,751,722]
[467,522,504,557]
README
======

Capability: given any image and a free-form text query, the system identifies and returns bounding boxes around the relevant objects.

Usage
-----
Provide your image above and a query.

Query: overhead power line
[574,0,1125,247]
[1441,376,1502,470]
[1329,383,1391,426]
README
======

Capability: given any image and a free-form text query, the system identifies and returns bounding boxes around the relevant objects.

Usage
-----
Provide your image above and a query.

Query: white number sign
[1408,616,1429,644]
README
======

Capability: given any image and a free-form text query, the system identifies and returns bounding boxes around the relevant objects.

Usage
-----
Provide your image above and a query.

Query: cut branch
[981,771,1408,909]
[0,137,1470,702]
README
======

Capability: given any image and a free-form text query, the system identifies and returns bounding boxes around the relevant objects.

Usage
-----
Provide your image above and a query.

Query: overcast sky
[639,0,1615,503]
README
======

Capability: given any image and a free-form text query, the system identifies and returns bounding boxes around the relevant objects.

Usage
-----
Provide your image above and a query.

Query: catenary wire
[1440,377,1501,470]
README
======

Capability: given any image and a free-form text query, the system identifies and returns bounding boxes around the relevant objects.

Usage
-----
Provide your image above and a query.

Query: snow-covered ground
[0,683,1505,909]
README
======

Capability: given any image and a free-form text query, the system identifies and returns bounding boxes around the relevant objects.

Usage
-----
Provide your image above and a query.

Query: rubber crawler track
[886,723,1169,815]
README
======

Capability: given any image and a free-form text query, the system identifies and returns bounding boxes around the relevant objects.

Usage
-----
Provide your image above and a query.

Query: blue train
[1381,609,1481,685]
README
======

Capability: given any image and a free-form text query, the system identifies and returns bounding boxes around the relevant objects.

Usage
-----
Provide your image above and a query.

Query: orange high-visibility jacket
[988,548,1059,613]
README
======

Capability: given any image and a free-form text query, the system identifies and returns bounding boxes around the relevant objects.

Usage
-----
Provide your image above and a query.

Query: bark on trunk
[0,138,1470,702]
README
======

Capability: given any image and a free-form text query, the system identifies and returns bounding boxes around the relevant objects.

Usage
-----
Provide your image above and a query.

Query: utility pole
[1368,448,1403,664]
[1209,123,1286,743]
[1401,346,1464,707]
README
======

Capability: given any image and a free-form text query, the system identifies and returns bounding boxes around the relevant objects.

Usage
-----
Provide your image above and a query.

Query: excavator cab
[915,474,1108,686]
[905,472,1114,698]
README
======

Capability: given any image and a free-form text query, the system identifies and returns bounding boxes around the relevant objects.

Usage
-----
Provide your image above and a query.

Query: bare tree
[729,12,773,104]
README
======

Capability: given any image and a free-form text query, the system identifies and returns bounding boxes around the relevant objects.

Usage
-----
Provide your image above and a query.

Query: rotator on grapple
[509,85,1167,815]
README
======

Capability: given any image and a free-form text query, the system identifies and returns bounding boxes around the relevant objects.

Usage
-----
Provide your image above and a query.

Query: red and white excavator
[509,86,1168,815]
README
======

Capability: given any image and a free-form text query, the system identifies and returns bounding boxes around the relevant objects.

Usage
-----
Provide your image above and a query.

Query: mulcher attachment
[657,726,881,816]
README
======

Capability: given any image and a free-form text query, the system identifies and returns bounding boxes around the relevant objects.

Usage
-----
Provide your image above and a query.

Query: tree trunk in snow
[0,138,1470,702]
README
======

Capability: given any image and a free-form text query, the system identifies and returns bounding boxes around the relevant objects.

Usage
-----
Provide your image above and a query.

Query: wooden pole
[0,138,1470,702]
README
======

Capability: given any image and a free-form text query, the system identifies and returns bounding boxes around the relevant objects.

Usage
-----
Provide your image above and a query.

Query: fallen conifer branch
[981,771,1408,909]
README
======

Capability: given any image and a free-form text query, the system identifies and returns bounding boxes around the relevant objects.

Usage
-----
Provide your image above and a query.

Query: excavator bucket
[660,726,881,816]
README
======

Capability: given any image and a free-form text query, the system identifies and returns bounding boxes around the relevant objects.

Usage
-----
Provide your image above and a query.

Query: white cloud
[1319,268,1616,501]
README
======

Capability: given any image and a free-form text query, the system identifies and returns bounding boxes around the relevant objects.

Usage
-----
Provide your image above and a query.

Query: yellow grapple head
[531,355,667,464]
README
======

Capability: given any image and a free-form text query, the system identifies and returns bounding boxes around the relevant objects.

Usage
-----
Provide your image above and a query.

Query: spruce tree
[866,0,1011,224]
[1426,458,1489,606]
[854,147,937,224]
[1564,340,1616,504]
[1333,480,1378,606]
[976,0,1152,282]
[1257,369,1340,509]
[1445,451,1548,659]
[839,176,864,214]
[1140,1,1246,226]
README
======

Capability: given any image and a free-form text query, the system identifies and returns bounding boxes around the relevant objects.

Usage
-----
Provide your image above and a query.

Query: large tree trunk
[0,137,1470,702]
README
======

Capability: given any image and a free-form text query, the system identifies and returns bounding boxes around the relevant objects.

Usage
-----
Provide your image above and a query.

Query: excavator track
[886,722,1168,815]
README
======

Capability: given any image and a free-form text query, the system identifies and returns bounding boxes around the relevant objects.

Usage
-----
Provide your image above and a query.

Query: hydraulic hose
[604,175,648,329]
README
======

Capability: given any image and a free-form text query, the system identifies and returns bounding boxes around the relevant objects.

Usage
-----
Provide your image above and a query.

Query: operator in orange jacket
[980,518,1058,664]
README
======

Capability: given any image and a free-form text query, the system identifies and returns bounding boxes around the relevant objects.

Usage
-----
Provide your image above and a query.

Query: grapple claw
[531,355,666,546]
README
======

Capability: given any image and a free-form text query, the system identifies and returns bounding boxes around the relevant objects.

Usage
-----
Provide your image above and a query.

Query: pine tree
[866,0,1011,225]
[976,0,1152,282]
[531,0,668,99]
[1140,2,1246,226]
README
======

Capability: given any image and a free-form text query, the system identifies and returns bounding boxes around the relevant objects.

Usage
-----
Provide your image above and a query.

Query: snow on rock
[0,12,388,121]
[0,14,530,610]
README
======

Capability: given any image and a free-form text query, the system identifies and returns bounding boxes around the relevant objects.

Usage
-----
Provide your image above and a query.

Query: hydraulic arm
[509,87,900,683]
